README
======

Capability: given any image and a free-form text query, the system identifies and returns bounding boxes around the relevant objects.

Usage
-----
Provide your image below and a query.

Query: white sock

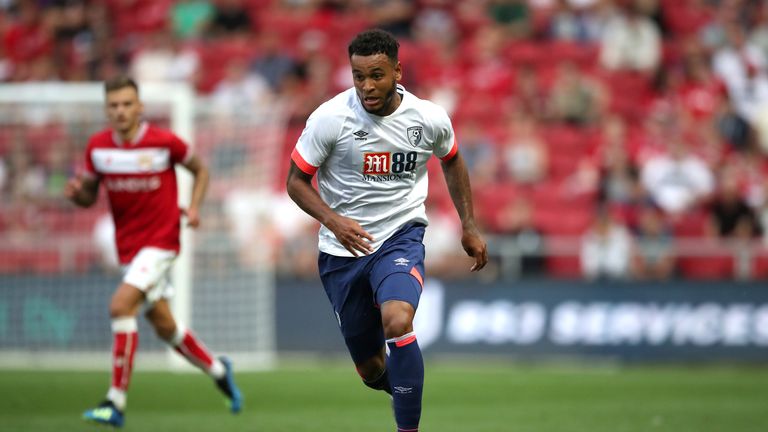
[209,358,225,379]
[107,387,126,411]
[111,316,137,333]
[169,324,186,346]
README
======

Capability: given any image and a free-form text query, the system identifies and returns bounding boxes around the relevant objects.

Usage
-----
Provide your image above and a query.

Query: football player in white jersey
[287,29,487,432]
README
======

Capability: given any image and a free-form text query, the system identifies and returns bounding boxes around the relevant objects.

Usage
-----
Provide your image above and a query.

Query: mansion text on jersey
[362,173,415,182]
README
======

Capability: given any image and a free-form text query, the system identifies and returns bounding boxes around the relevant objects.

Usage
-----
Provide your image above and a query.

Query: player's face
[350,53,402,116]
[105,87,144,135]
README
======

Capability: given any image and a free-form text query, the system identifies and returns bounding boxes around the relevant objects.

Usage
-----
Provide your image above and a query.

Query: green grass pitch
[1,361,767,432]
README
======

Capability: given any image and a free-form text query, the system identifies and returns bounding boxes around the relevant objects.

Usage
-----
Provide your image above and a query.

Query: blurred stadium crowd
[3,0,768,281]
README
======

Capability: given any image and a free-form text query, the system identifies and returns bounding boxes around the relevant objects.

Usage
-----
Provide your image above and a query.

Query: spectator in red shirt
[3,0,53,80]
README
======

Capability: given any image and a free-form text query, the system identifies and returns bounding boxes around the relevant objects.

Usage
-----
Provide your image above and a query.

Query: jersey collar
[360,84,407,120]
[112,121,148,147]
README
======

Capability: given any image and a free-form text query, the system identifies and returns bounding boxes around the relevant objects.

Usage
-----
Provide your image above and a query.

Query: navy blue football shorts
[318,222,426,364]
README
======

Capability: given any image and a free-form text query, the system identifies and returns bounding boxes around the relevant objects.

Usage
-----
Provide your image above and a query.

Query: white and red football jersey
[292,84,457,256]
[83,122,192,263]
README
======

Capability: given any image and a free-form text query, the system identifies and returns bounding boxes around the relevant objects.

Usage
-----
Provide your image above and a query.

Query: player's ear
[394,61,402,82]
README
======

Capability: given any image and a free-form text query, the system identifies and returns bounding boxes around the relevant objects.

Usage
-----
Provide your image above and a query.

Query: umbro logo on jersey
[394,257,410,266]
[353,130,369,140]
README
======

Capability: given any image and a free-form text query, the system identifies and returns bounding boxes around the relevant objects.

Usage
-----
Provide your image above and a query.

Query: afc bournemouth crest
[407,126,423,147]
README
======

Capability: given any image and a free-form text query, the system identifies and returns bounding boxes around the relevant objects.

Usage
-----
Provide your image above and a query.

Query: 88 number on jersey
[391,151,417,173]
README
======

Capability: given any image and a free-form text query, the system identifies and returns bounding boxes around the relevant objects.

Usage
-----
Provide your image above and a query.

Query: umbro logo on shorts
[394,257,410,266]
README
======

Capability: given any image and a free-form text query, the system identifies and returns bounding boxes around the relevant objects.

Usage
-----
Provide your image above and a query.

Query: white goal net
[0,82,282,371]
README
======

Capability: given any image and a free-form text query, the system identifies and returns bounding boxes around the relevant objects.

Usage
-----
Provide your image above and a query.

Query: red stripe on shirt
[439,138,458,162]
[291,148,319,175]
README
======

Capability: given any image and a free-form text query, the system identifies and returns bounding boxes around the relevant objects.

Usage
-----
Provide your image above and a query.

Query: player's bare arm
[286,162,374,256]
[180,155,209,228]
[64,175,100,208]
[440,151,488,271]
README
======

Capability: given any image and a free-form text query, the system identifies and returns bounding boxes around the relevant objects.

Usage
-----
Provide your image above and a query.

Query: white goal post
[0,82,279,371]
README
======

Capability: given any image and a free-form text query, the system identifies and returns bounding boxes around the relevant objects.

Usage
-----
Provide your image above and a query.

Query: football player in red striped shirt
[66,77,241,427]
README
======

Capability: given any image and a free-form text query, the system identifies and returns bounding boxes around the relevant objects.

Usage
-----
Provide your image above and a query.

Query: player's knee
[110,283,144,318]
[109,298,131,318]
[381,301,414,340]
[382,314,413,340]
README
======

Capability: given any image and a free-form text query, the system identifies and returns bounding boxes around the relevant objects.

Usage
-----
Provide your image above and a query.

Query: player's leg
[318,252,390,393]
[84,247,176,426]
[145,299,223,373]
[356,346,391,394]
[144,282,242,413]
[381,288,423,432]
[106,282,145,407]
[82,282,144,427]
[145,299,243,412]
[370,223,427,432]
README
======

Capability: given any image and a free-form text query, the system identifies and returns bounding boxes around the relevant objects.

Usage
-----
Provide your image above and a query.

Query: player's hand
[181,207,200,228]
[64,176,83,200]
[327,215,374,257]
[461,224,488,272]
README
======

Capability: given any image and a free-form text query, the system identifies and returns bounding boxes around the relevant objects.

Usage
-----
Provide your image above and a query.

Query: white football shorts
[122,247,177,304]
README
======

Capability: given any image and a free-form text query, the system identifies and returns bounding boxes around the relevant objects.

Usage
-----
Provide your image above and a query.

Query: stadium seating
[1,0,763,281]
[678,255,735,280]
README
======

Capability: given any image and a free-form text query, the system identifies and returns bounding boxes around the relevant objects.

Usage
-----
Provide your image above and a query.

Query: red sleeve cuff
[439,138,458,162]
[291,148,319,175]
[181,149,194,165]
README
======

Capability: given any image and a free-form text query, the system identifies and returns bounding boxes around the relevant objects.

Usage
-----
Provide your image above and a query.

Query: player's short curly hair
[348,29,399,63]
[104,76,139,94]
